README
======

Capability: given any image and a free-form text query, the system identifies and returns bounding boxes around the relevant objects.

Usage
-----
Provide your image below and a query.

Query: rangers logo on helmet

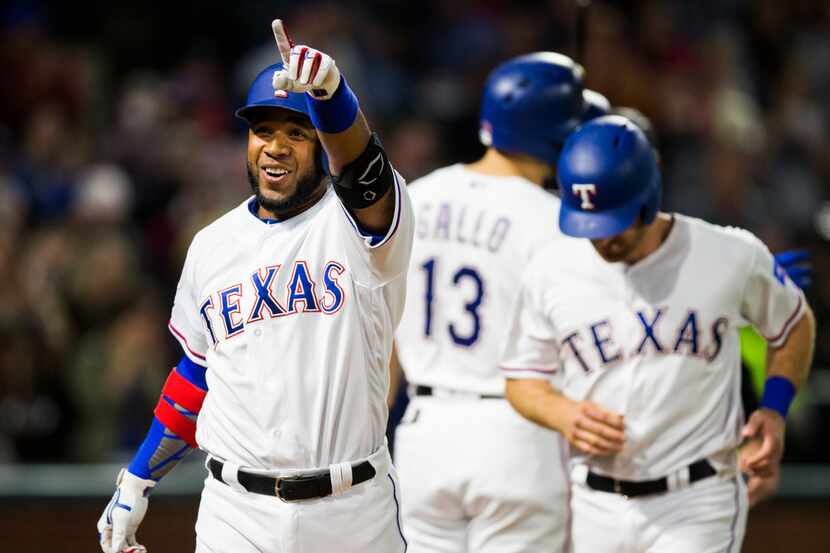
[572,184,597,210]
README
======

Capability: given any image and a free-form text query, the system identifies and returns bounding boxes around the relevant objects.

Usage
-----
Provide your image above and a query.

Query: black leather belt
[586,459,717,498]
[208,457,376,501]
[413,384,503,399]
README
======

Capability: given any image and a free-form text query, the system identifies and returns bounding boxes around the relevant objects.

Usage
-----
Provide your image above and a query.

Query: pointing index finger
[272,19,294,66]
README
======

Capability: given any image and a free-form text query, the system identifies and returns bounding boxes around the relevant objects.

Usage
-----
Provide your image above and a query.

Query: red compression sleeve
[162,369,207,413]
[154,400,198,448]
[152,367,208,448]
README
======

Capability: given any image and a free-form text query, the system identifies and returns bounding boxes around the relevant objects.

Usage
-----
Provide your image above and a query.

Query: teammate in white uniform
[97,20,413,553]
[501,115,815,553]
[393,53,608,553]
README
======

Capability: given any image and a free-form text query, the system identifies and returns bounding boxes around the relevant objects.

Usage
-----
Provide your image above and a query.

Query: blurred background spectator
[0,0,828,466]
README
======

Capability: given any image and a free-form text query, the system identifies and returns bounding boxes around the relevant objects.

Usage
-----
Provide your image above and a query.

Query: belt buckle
[275,475,309,503]
[613,479,629,498]
[274,477,291,502]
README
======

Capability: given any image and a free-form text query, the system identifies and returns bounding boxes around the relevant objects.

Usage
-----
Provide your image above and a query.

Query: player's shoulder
[408,164,558,201]
[521,234,587,283]
[677,213,766,255]
[407,164,465,193]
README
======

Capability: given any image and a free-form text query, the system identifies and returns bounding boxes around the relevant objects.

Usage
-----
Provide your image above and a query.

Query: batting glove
[271,19,342,100]
[97,468,155,553]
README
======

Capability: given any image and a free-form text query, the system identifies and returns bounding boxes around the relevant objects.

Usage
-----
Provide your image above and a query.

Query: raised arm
[271,19,395,234]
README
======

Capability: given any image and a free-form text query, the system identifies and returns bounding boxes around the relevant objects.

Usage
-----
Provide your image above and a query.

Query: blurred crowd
[0,0,828,464]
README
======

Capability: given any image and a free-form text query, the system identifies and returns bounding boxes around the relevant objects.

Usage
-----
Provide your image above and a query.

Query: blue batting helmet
[479,52,604,165]
[236,62,329,173]
[557,115,661,239]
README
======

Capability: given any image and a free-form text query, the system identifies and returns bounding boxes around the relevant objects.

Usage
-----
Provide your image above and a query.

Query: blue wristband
[307,77,359,134]
[760,376,796,419]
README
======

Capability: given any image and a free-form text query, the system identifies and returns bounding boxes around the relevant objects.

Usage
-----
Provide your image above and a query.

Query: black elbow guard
[331,132,394,209]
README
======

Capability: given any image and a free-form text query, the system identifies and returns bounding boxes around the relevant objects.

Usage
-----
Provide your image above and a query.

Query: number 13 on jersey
[421,257,485,347]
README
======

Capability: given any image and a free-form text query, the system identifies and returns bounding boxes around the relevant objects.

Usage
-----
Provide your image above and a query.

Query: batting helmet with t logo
[557,115,661,239]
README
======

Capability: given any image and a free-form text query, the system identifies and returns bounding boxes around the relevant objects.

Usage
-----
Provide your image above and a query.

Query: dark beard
[246,160,326,218]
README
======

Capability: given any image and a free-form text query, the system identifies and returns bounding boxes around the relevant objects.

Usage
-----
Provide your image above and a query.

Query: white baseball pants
[570,470,747,553]
[394,395,570,553]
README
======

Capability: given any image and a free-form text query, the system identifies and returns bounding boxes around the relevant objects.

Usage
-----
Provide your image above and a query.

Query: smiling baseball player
[501,115,815,553]
[96,19,412,553]
[392,52,607,553]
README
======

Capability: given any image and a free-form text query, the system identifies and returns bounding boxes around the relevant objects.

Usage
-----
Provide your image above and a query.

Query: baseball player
[501,115,815,553]
[97,19,413,553]
[392,52,607,552]
[610,105,815,508]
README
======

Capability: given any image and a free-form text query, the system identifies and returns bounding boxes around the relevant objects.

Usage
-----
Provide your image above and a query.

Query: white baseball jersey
[394,164,570,553]
[395,164,563,395]
[168,175,413,470]
[501,214,806,480]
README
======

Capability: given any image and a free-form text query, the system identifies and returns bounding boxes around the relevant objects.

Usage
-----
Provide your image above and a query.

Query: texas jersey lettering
[560,307,729,372]
[195,260,347,345]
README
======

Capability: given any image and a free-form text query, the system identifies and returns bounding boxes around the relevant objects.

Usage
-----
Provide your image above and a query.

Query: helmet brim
[235,101,311,125]
[559,199,641,239]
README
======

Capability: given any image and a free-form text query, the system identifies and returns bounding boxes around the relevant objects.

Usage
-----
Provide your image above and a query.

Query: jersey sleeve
[739,234,806,349]
[500,267,561,380]
[169,240,209,366]
[337,168,415,286]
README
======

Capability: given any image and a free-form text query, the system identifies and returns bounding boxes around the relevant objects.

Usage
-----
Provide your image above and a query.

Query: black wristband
[331,133,394,209]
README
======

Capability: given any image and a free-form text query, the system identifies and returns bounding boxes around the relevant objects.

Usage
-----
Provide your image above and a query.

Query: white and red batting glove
[97,468,155,553]
[271,19,341,100]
